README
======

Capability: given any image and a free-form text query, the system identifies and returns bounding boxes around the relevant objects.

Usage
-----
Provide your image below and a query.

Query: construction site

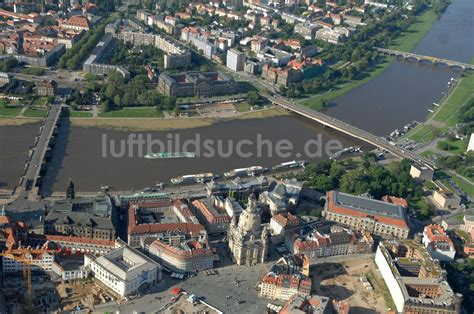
[310,257,391,313]
[0,247,117,313]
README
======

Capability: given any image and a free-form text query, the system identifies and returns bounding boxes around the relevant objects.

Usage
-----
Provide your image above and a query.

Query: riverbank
[408,70,474,142]
[70,107,288,131]
[298,9,440,111]
[0,117,41,126]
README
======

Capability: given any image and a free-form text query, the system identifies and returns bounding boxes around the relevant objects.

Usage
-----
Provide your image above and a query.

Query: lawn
[409,124,439,143]
[69,110,93,118]
[98,107,164,118]
[234,102,252,112]
[437,138,468,154]
[32,97,48,107]
[432,73,474,127]
[0,100,22,116]
[419,150,437,157]
[23,108,47,118]
[299,8,440,111]
[450,175,474,198]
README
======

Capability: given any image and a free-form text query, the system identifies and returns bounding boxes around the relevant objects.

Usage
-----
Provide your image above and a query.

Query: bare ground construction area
[310,257,392,314]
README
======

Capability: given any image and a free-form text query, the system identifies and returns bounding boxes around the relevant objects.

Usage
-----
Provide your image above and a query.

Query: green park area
[437,138,468,155]
[0,99,22,117]
[409,125,441,143]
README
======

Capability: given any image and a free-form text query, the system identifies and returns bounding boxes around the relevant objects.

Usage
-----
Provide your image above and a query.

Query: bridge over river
[19,102,63,200]
[263,94,436,169]
[374,47,474,71]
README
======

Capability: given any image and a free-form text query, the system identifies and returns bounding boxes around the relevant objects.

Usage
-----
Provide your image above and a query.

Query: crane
[0,246,53,310]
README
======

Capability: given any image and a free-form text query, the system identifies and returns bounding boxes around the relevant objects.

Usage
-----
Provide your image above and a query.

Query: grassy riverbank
[409,70,474,142]
[70,107,288,131]
[432,73,474,127]
[299,9,440,110]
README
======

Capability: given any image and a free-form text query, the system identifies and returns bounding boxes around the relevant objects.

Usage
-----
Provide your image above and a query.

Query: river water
[36,116,369,193]
[1,0,472,192]
[323,0,474,136]
[0,123,39,190]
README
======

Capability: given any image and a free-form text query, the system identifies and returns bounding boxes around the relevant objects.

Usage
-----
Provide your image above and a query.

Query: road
[264,94,437,168]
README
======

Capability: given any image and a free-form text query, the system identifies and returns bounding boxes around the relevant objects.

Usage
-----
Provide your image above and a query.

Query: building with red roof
[324,191,409,239]
[422,224,455,261]
[191,197,232,234]
[128,200,207,248]
[60,15,90,31]
[143,237,214,273]
[260,272,311,301]
[382,195,408,208]
[286,223,373,259]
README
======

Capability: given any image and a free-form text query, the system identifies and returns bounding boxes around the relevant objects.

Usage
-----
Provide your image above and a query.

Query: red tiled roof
[128,204,204,235]
[423,224,454,249]
[149,239,213,260]
[382,195,408,208]
[272,213,300,227]
[63,15,90,29]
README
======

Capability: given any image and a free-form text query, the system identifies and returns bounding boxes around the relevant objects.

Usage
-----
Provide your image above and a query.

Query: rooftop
[90,245,158,282]
[45,196,114,230]
[327,191,408,228]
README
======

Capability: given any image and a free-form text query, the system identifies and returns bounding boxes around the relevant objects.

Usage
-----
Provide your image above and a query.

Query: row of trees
[58,17,111,70]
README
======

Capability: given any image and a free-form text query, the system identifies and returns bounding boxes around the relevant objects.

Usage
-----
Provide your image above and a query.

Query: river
[0,123,40,190]
[323,0,474,136]
[34,116,369,193]
[1,0,472,193]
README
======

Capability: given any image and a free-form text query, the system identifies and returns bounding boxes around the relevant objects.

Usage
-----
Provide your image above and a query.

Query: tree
[84,73,97,81]
[101,100,111,113]
[312,175,335,192]
[247,91,259,106]
[163,96,176,110]
[419,201,434,219]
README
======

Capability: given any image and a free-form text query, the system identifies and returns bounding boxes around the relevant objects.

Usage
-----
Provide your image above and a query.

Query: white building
[467,133,474,152]
[226,48,246,72]
[375,241,461,314]
[52,261,89,281]
[0,72,10,87]
[192,37,216,59]
[410,164,434,182]
[84,244,161,297]
[422,224,456,261]
[2,251,54,273]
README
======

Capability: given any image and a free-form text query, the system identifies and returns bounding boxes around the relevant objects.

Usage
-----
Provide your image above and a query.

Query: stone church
[227,193,268,265]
